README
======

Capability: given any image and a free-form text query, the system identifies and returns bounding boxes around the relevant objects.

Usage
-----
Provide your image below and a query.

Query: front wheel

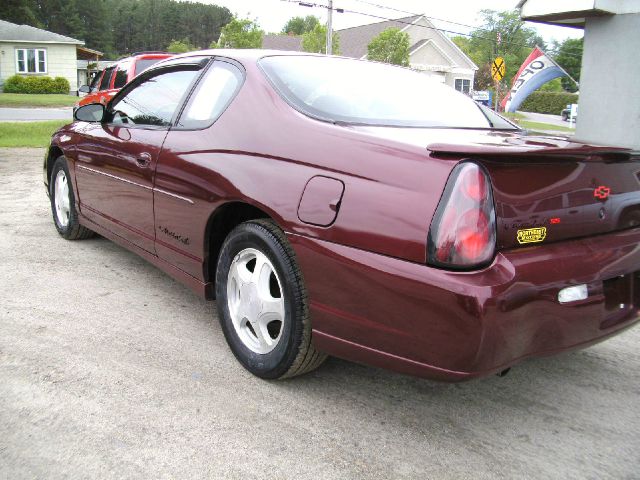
[50,156,94,240]
[215,219,326,379]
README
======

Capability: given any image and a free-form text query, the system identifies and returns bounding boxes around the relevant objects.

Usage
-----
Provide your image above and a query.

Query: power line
[285,0,476,37]
[351,0,481,31]
[280,0,584,61]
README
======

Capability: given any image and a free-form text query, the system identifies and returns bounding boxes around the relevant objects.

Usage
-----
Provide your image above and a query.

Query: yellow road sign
[492,57,505,81]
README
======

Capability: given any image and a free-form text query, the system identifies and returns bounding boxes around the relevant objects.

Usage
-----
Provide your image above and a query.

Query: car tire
[215,219,327,379]
[50,156,94,240]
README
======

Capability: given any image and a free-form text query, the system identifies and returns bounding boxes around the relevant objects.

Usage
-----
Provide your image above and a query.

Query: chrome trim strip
[153,187,195,205]
[77,165,152,191]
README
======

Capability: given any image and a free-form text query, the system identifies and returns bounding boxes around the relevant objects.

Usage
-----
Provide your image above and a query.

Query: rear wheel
[50,156,94,240]
[215,219,326,379]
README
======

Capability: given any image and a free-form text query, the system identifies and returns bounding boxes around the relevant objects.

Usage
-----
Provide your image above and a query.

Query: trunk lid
[427,134,640,250]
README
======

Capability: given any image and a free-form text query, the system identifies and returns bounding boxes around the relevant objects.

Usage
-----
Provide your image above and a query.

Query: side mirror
[78,85,90,94]
[74,103,105,123]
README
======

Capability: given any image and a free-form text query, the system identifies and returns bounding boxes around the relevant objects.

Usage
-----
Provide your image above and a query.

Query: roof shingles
[337,15,421,58]
[0,19,83,44]
[260,15,421,57]
[262,34,303,52]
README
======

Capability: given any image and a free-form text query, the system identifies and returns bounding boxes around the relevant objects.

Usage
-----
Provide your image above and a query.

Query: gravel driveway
[1,148,639,479]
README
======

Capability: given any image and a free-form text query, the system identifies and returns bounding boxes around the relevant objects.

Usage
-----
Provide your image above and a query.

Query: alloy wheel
[54,169,70,228]
[226,248,285,354]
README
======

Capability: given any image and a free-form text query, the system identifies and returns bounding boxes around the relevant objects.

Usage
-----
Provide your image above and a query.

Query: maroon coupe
[44,50,640,381]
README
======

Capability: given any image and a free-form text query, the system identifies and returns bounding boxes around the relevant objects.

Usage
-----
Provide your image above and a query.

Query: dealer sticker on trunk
[517,227,547,244]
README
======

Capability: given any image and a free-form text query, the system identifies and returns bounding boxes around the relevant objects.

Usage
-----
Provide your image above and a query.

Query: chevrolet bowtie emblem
[594,186,611,200]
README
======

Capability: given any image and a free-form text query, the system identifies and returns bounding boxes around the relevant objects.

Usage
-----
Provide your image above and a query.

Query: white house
[338,15,477,92]
[0,19,102,94]
[263,15,477,93]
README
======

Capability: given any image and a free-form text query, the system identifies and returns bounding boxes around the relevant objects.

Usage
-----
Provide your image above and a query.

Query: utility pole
[326,0,333,55]
[494,31,501,111]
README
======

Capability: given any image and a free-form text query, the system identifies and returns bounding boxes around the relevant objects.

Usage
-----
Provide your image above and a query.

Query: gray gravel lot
[1,148,639,479]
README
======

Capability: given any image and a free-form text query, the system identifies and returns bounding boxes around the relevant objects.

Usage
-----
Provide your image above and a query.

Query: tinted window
[260,56,508,129]
[568,190,596,206]
[534,195,564,213]
[177,61,243,129]
[89,70,102,92]
[109,68,198,127]
[135,58,164,76]
[113,67,129,89]
[99,67,114,91]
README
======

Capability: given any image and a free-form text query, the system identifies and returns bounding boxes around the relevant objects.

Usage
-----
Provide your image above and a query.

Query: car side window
[89,70,102,92]
[108,68,199,128]
[177,61,243,129]
[113,64,129,89]
[99,67,114,91]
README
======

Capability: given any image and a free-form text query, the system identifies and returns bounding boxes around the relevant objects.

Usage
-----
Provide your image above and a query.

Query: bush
[2,75,70,94]
[519,91,579,115]
[2,75,23,93]
[53,77,70,93]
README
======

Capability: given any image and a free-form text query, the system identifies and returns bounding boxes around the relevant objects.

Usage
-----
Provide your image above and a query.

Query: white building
[338,15,478,92]
[0,19,102,94]
[263,15,478,93]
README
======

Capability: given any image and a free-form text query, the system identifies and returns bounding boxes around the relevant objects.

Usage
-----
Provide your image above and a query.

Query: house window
[454,78,471,94]
[16,48,47,74]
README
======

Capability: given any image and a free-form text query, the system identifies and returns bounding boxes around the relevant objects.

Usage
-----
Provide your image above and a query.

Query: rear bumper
[289,229,640,381]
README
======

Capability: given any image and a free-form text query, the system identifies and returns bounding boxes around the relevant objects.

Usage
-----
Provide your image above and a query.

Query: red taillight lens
[428,162,496,269]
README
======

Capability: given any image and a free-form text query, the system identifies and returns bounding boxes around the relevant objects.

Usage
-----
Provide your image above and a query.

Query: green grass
[0,120,68,147]
[501,112,526,122]
[501,112,574,133]
[519,120,575,133]
[0,93,78,108]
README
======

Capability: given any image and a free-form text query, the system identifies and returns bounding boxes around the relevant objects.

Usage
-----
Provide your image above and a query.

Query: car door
[153,59,245,277]
[74,63,203,253]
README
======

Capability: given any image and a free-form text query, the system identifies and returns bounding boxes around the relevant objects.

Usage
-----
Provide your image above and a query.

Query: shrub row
[519,91,579,115]
[3,75,70,94]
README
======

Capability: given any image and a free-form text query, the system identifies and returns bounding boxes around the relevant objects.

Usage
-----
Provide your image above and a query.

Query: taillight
[427,162,496,269]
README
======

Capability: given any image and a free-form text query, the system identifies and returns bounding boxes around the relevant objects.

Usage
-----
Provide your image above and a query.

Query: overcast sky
[195,0,583,44]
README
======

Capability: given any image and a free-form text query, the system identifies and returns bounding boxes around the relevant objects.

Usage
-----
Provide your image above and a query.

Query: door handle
[136,152,152,167]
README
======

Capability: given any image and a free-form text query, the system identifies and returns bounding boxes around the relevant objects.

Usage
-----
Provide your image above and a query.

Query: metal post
[326,0,333,55]
[494,31,499,111]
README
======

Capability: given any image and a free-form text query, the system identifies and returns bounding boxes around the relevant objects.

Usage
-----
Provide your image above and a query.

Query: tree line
[0,0,232,58]
[1,1,581,92]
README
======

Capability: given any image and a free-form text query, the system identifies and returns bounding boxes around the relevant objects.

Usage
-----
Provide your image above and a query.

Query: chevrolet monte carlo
[44,50,640,381]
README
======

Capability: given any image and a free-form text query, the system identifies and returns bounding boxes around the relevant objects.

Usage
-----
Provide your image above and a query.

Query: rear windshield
[259,55,516,129]
[135,58,164,76]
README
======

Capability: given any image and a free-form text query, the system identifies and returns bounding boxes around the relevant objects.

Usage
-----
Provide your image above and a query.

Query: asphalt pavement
[518,111,574,129]
[0,107,73,122]
[1,148,639,479]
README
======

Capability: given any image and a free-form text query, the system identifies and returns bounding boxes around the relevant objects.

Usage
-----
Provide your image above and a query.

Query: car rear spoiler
[427,143,638,163]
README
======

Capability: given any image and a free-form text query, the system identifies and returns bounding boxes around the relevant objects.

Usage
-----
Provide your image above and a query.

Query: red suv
[77,52,173,107]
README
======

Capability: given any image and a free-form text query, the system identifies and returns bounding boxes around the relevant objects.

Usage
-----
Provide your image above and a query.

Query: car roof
[116,52,173,64]
[162,49,322,64]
